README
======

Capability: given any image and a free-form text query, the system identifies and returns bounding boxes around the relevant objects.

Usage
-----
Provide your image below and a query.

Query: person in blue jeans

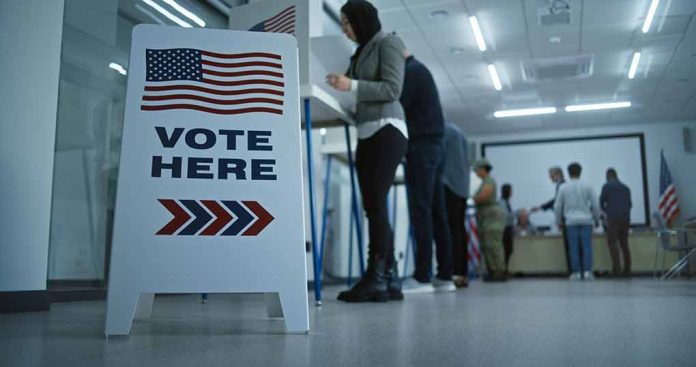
[554,162,600,281]
[398,45,454,293]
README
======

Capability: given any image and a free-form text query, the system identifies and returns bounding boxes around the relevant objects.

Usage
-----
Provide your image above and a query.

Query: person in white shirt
[554,162,600,281]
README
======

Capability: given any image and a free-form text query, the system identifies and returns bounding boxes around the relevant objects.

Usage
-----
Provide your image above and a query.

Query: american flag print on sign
[658,150,680,227]
[141,48,285,115]
[249,6,296,35]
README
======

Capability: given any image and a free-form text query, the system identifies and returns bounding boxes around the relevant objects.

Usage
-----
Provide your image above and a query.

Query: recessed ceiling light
[468,16,487,52]
[565,101,631,112]
[109,62,127,76]
[162,0,206,27]
[628,52,641,79]
[549,36,561,43]
[135,3,165,24]
[142,0,192,28]
[429,10,449,19]
[642,0,660,33]
[487,64,502,91]
[493,107,557,118]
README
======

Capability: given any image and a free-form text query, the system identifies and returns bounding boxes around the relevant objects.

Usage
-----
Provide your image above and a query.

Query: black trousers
[355,125,407,262]
[445,186,468,277]
[405,140,453,282]
[563,229,572,273]
[503,225,514,270]
[607,219,631,274]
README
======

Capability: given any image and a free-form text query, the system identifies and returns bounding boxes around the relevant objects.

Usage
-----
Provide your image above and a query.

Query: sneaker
[401,278,434,294]
[583,271,595,281]
[432,277,456,292]
[568,272,582,281]
[453,275,469,288]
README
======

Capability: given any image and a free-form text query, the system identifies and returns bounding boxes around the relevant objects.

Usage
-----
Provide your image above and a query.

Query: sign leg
[279,287,310,333]
[105,289,140,336]
[265,292,284,318]
[134,293,155,320]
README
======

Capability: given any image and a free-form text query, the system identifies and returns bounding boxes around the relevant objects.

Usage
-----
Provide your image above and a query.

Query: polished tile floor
[1,279,695,367]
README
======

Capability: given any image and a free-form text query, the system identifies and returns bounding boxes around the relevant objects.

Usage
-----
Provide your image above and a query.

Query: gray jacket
[554,179,600,226]
[442,122,469,198]
[347,31,405,124]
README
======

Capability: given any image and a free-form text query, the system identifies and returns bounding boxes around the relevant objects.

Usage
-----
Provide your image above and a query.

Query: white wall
[469,121,696,226]
[485,136,648,227]
[0,0,65,291]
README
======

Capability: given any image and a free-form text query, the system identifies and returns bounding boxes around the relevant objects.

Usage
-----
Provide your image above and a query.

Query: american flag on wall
[658,150,680,227]
[465,207,482,274]
[249,6,296,35]
[141,48,285,115]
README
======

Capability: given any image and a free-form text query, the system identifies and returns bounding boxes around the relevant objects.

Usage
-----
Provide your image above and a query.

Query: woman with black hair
[326,0,408,302]
[473,159,507,282]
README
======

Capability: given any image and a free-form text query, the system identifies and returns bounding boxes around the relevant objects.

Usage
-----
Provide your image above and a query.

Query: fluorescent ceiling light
[487,64,502,91]
[109,62,127,76]
[628,52,641,79]
[565,101,631,112]
[494,107,557,118]
[162,0,206,27]
[469,16,487,52]
[135,4,165,24]
[142,0,192,28]
[642,0,660,33]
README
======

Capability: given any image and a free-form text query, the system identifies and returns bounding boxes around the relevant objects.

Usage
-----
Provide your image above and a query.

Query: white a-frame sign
[105,25,309,336]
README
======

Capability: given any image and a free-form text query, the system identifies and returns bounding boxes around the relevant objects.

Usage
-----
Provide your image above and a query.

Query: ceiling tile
[645,15,691,36]
[465,0,528,53]
[407,1,470,35]
[379,8,418,32]
[371,0,406,11]
[660,0,696,16]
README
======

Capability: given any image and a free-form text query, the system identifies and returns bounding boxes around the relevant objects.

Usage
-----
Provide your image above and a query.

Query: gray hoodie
[554,179,600,226]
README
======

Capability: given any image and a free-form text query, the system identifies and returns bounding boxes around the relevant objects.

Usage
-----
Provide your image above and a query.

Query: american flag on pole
[141,48,285,115]
[465,207,482,274]
[249,6,296,35]
[658,150,680,227]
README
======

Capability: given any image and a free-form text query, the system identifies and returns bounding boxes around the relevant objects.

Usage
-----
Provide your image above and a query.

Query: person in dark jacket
[600,168,632,276]
[398,46,454,293]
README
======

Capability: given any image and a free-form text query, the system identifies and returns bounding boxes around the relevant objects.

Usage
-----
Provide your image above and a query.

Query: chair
[653,213,696,280]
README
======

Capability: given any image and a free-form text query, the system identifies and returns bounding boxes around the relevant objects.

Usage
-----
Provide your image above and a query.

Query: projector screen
[482,134,649,228]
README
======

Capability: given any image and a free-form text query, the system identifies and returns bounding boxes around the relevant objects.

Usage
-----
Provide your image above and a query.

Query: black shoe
[385,260,404,301]
[337,258,389,303]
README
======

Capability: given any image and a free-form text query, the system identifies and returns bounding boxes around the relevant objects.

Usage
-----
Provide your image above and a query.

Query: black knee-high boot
[385,254,403,301]
[337,257,389,303]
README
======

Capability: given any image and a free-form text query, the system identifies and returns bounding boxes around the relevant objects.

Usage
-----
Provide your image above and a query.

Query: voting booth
[104,25,309,336]
[228,0,365,304]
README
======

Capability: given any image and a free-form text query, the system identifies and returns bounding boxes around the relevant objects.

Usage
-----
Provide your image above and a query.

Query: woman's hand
[326,73,352,92]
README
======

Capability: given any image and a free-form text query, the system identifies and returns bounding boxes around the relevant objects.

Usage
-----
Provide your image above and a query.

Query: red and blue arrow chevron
[156,199,274,236]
